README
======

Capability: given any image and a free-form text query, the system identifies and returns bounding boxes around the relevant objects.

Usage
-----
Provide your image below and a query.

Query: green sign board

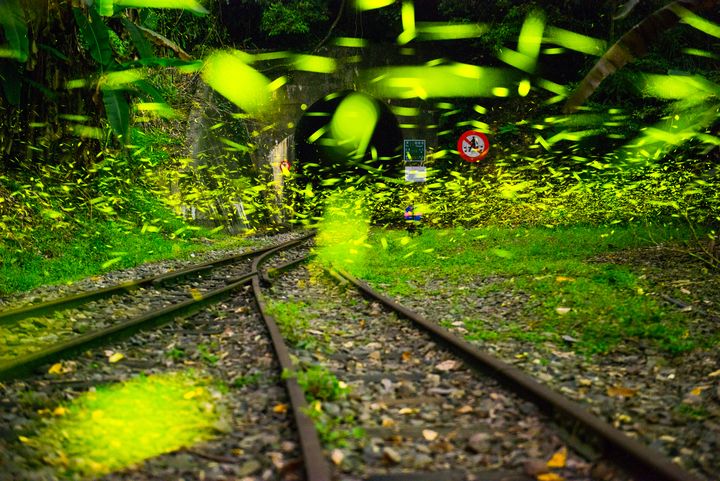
[403,139,426,162]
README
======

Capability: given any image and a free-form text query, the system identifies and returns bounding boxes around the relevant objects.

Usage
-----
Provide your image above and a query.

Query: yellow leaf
[606,386,637,398]
[537,474,565,481]
[273,403,288,414]
[381,417,395,427]
[555,276,575,282]
[401,351,412,362]
[18,436,31,444]
[690,385,710,396]
[422,429,438,441]
[398,407,419,415]
[108,352,124,363]
[183,387,204,399]
[456,405,473,414]
[708,369,720,378]
[189,288,203,301]
[48,363,63,374]
[52,406,68,416]
[546,447,567,468]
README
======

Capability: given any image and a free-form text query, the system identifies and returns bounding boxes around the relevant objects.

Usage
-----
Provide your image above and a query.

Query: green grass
[0,216,252,296]
[345,222,715,355]
[266,300,329,351]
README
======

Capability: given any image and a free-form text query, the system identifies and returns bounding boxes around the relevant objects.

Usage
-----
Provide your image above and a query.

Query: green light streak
[293,54,337,73]
[672,5,720,38]
[334,37,368,48]
[113,0,208,14]
[363,64,513,99]
[682,47,719,59]
[544,26,606,56]
[202,50,272,115]
[354,0,395,11]
[30,371,219,477]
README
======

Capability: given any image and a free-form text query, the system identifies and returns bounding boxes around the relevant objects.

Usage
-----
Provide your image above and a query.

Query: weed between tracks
[346,223,718,355]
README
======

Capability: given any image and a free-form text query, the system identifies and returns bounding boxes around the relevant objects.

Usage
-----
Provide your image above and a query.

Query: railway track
[0,234,706,481]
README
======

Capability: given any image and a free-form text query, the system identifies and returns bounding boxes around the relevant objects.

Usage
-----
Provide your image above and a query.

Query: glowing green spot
[492,87,510,97]
[101,69,145,90]
[391,106,420,116]
[518,79,531,97]
[542,47,565,55]
[202,50,272,115]
[294,54,337,74]
[415,22,487,41]
[329,93,379,158]
[268,76,288,91]
[32,372,219,477]
[335,37,368,48]
[682,47,719,59]
[401,0,415,34]
[436,102,455,109]
[66,79,87,89]
[113,0,208,14]
[672,5,720,38]
[473,104,487,114]
[72,125,104,139]
[59,114,91,122]
[544,26,606,56]
[354,0,395,11]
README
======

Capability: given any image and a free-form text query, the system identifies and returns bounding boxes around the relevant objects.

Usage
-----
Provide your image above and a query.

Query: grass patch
[0,216,252,296]
[27,371,220,478]
[351,222,714,355]
[266,300,329,350]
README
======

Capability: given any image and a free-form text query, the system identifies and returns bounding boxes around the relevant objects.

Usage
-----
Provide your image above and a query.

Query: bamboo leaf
[121,17,154,59]
[73,7,112,67]
[0,0,29,62]
[563,0,720,114]
[102,88,130,138]
[135,24,191,60]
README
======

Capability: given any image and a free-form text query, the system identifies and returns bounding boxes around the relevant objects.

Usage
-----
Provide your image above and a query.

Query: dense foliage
[0,0,718,294]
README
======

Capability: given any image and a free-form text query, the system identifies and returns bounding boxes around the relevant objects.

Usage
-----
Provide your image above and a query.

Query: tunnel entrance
[293,90,403,188]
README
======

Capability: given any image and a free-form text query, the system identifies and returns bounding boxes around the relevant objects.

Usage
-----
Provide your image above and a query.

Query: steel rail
[0,234,314,382]
[0,232,315,325]
[251,245,331,481]
[333,267,702,481]
[0,271,255,382]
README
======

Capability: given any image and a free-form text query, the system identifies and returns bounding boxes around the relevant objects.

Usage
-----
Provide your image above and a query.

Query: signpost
[403,139,426,162]
[457,130,489,162]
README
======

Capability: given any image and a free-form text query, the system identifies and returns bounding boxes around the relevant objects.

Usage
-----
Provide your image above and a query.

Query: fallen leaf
[555,276,575,282]
[401,351,412,362]
[708,369,720,378]
[381,417,395,427]
[606,386,637,398]
[537,474,565,481]
[48,363,63,375]
[422,429,438,441]
[398,407,419,415]
[330,449,344,465]
[52,406,68,416]
[273,403,288,414]
[189,288,203,300]
[18,436,31,444]
[435,360,459,371]
[555,307,571,315]
[108,352,124,363]
[690,385,710,396]
[456,405,473,414]
[546,447,567,468]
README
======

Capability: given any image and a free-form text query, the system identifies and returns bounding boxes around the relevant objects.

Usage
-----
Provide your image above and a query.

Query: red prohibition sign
[457,130,490,162]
